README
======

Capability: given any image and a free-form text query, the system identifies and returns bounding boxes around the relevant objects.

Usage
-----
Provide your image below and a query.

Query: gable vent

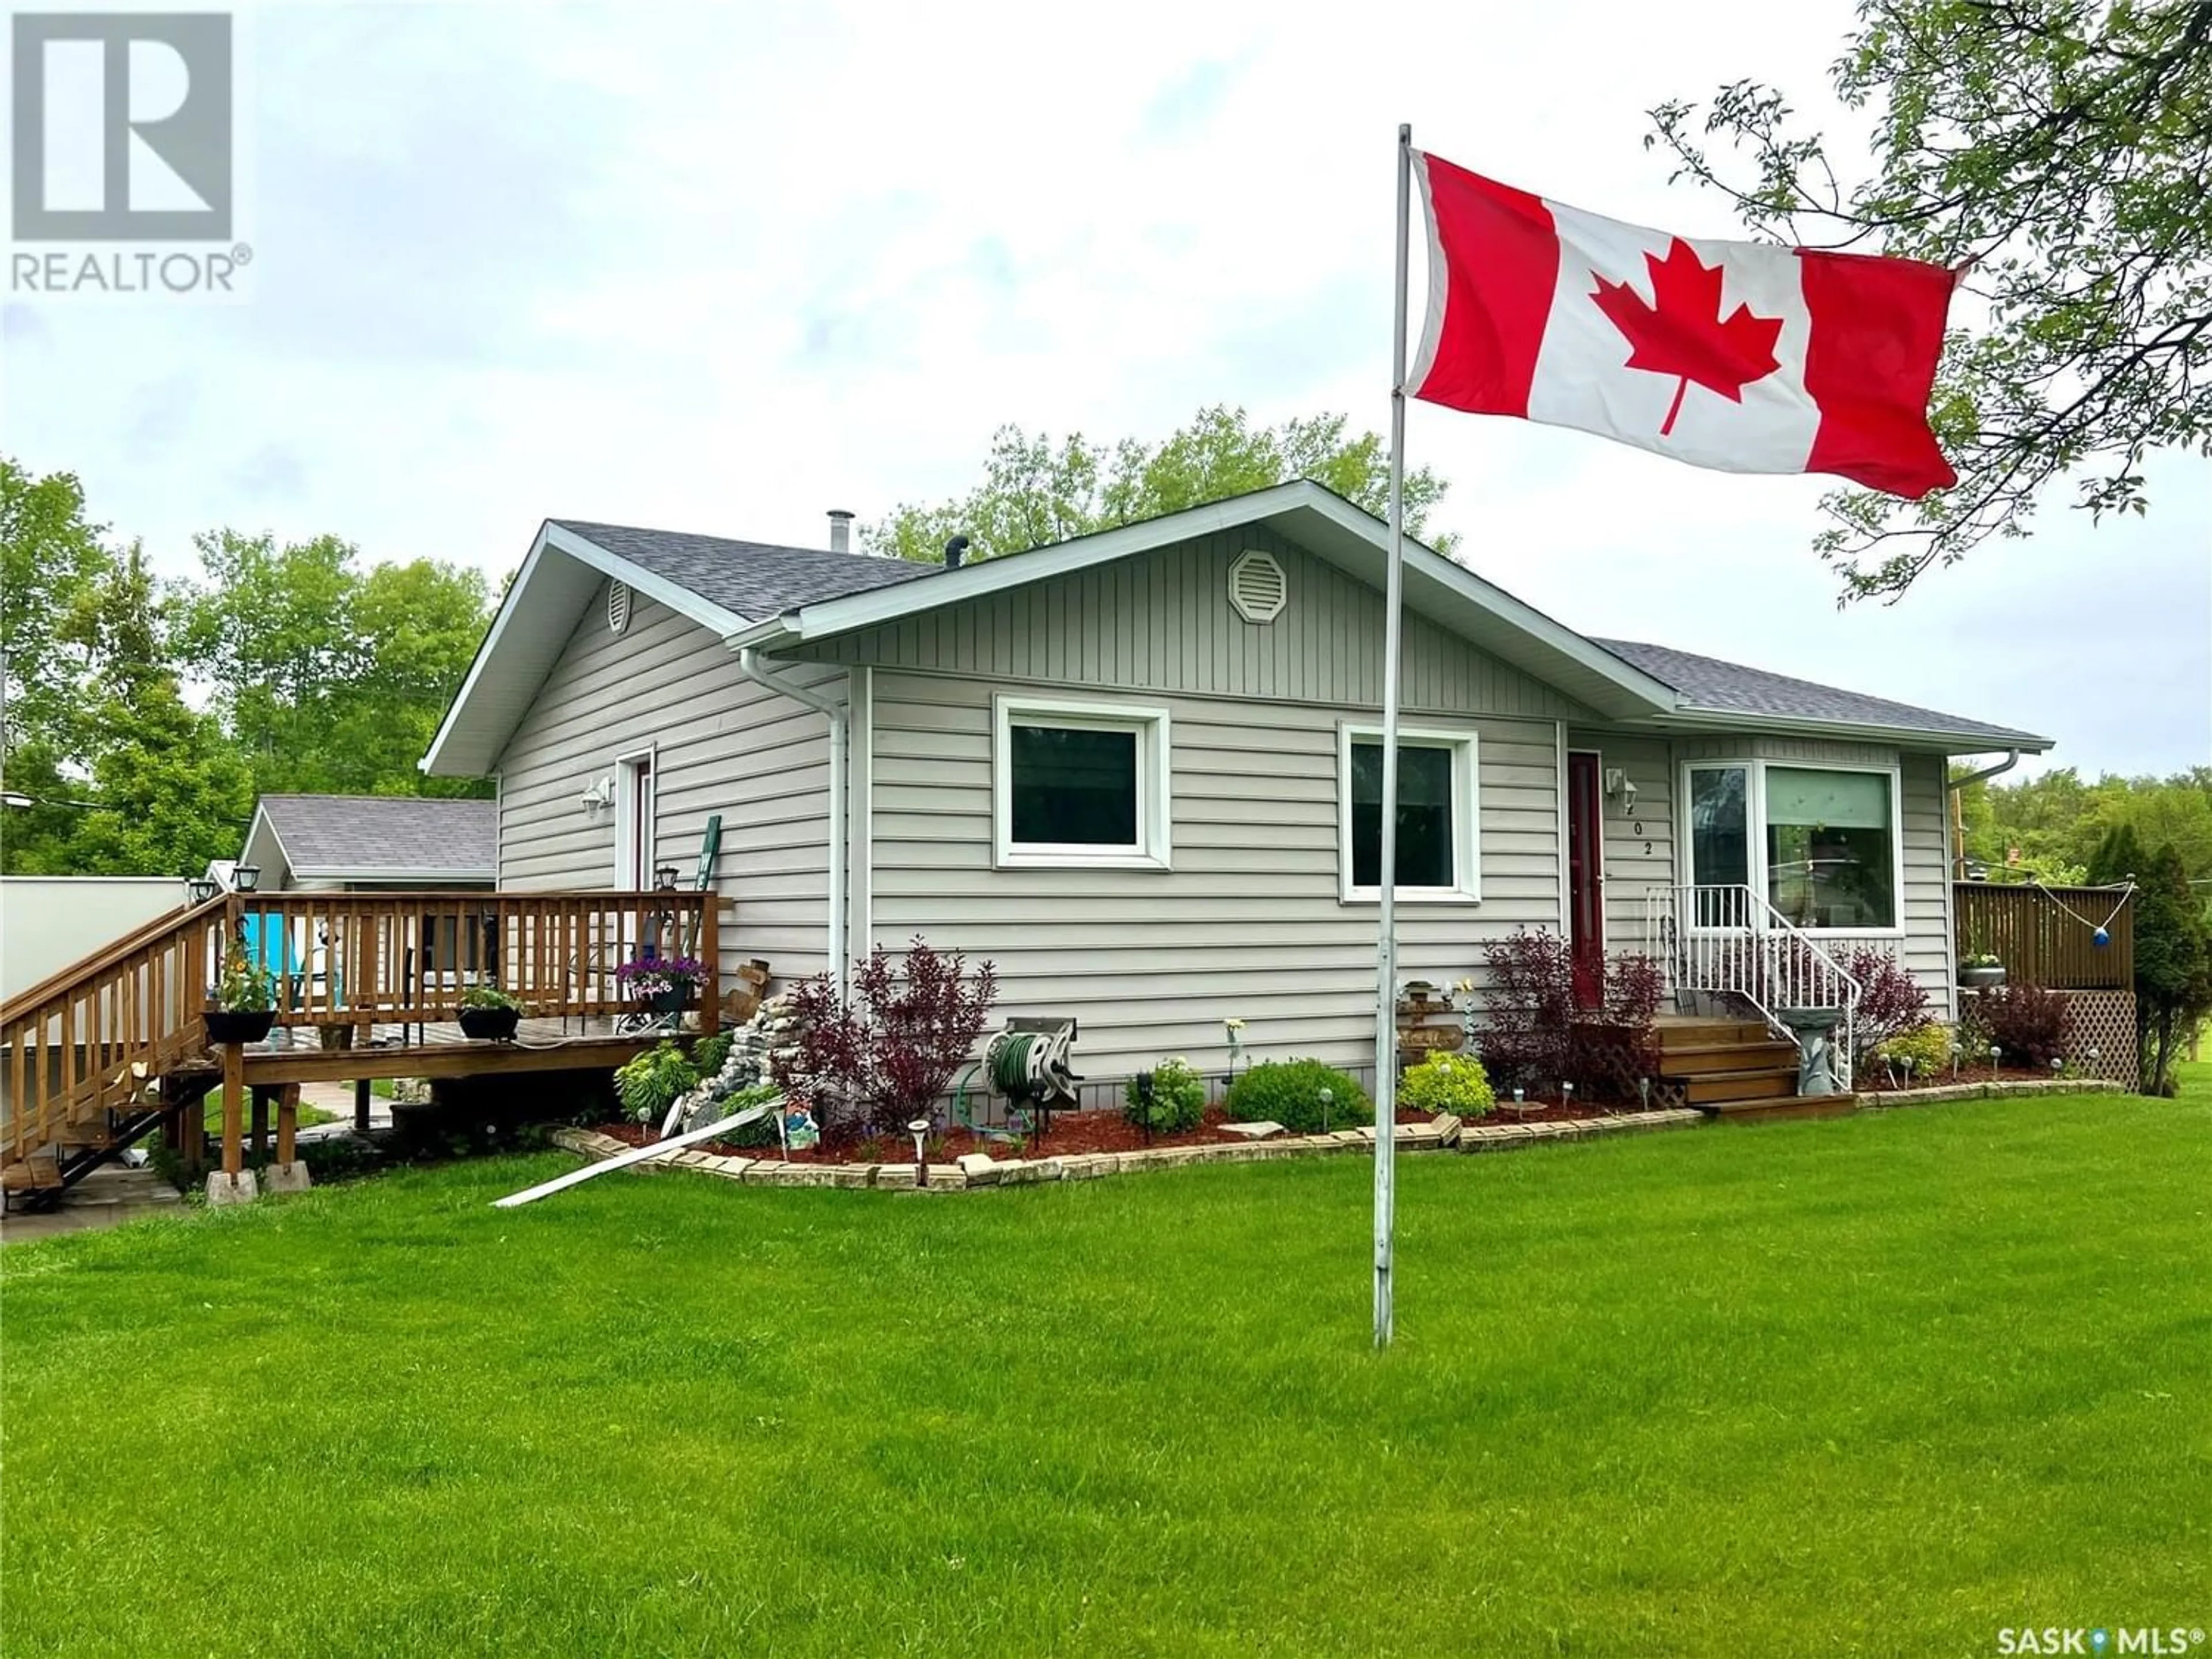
[1228,548,1286,624]
[607,580,632,635]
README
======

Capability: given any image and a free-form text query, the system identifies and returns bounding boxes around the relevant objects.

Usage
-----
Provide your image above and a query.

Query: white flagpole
[1374,122,1413,1350]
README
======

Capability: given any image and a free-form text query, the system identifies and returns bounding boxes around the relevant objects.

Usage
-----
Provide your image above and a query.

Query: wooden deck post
[354,1076,371,1132]
[698,897,721,1037]
[276,1083,298,1168]
[220,1041,244,1178]
[249,1084,271,1158]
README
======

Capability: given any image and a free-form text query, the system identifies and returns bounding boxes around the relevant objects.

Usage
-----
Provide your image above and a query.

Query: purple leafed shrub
[1842,946,1929,1062]
[1472,929,1661,1103]
[772,936,998,1141]
[1968,984,2067,1068]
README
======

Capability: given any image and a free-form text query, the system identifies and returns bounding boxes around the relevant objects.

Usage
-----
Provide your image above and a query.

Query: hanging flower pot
[204,1008,276,1045]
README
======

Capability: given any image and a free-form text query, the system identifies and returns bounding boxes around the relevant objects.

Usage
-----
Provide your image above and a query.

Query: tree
[864,405,1457,564]
[2129,841,2212,1094]
[175,531,492,798]
[1652,0,2212,599]
[46,543,253,877]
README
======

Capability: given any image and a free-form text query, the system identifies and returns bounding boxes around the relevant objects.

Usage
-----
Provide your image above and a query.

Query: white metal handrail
[1644,884,1864,1090]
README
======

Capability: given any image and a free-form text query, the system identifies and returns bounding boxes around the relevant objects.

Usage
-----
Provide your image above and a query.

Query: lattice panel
[2058,990,2139,1089]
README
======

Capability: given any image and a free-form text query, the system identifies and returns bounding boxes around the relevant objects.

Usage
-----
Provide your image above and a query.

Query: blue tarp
[239,912,301,977]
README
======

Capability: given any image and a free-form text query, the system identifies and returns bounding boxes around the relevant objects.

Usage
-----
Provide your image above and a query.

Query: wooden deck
[2,891,725,1198]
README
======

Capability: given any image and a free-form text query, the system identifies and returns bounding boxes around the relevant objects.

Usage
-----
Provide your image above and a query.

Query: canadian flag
[1408,152,1960,499]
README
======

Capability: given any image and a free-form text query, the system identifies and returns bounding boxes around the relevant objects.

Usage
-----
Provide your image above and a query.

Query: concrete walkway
[0,1164,183,1247]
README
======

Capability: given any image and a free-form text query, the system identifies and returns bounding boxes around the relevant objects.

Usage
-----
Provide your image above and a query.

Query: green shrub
[1123,1058,1209,1133]
[1222,1059,1372,1132]
[1398,1049,1495,1118]
[615,1041,699,1126]
[711,1081,786,1148]
[692,1031,735,1081]
[1874,1021,1954,1080]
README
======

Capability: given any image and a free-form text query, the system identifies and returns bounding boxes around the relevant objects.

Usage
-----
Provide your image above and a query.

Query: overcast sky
[4,0,2206,775]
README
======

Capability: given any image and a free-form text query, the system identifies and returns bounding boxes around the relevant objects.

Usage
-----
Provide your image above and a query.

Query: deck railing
[1953,881,2134,990]
[2,890,716,1170]
[1643,884,1863,1089]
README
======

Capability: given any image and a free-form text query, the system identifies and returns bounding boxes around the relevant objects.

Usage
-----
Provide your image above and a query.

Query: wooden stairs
[1656,1016,1849,1123]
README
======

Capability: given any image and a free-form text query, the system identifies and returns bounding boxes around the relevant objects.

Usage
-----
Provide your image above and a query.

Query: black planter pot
[644,988,696,1015]
[459,1006,521,1041]
[204,1007,275,1045]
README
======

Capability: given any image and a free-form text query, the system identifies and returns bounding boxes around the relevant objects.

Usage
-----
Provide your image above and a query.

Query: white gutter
[1949,749,2023,791]
[734,646,849,996]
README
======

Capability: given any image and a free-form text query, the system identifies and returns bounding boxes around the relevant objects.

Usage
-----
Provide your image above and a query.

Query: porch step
[1655,1017,1775,1049]
[1658,1039,1801,1074]
[1706,1092,1859,1124]
[2,1152,63,1192]
[1677,1066,1801,1106]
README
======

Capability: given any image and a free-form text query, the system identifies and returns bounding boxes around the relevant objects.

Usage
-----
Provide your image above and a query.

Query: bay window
[1683,760,1900,931]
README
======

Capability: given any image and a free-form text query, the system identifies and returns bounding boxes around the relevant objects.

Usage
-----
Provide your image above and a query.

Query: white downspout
[1946,748,2021,881]
[734,646,849,996]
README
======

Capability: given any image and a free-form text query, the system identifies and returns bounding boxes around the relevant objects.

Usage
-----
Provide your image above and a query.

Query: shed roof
[251,794,497,881]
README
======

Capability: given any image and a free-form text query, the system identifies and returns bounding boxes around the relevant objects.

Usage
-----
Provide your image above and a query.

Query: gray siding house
[422,484,2050,1082]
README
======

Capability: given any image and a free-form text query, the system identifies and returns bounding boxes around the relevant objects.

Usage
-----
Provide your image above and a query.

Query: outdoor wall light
[1604,768,1638,815]
[908,1117,932,1188]
[187,877,220,906]
[232,863,261,893]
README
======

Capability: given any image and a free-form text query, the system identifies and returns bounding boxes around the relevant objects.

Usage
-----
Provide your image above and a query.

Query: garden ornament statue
[778,1101,818,1156]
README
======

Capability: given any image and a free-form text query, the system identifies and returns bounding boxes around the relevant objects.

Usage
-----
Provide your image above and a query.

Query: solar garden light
[1949,1041,1962,1082]
[1512,1086,1525,1108]
[1560,1081,1575,1107]
[1318,1086,1333,1133]
[908,1117,932,1188]
[2087,1046,2100,1073]
[1135,1070,1156,1145]
[2051,1056,2066,1080]
[1637,1077,1651,1111]
[1988,1043,2002,1075]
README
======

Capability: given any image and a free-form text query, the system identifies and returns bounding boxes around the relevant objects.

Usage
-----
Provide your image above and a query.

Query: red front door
[1567,752,1605,1010]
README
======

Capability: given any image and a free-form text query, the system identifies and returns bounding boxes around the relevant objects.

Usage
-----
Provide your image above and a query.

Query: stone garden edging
[1851,1076,2126,1109]
[544,1107,1718,1192]
[543,1081,2116,1193]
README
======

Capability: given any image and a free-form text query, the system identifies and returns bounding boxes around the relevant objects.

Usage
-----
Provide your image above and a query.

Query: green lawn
[6,1080,2209,1657]
[199,1096,340,1132]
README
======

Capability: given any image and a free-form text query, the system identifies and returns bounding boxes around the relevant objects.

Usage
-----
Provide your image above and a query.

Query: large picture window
[993,695,1171,869]
[1683,760,1900,931]
[1338,725,1479,903]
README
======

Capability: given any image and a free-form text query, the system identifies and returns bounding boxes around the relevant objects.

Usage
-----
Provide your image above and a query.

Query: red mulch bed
[593,1098,1660,1164]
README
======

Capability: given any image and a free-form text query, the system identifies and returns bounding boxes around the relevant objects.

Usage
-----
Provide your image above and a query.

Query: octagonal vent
[607,580,632,635]
[1228,548,1286,624]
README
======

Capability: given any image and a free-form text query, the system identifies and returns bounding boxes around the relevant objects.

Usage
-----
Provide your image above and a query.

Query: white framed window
[1337,723,1480,904]
[992,695,1172,870]
[1681,758,1904,934]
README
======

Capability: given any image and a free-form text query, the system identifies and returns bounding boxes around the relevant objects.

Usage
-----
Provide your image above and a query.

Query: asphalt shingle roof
[546,517,2040,748]
[259,795,498,878]
[1593,639,2045,745]
[553,521,933,623]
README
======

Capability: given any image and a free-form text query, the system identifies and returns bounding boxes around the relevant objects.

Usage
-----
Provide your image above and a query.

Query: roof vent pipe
[944,534,970,570]
[826,509,854,555]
